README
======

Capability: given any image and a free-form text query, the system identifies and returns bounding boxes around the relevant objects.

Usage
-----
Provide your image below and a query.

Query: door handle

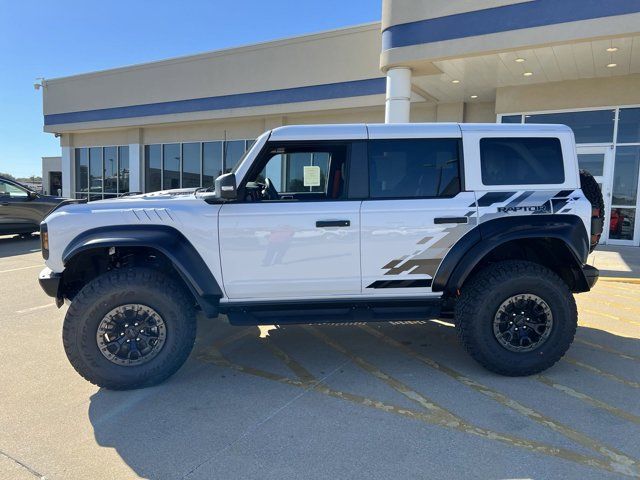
[316,220,350,228]
[434,217,468,224]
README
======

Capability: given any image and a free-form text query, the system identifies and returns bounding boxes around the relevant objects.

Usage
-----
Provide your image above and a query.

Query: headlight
[40,223,49,259]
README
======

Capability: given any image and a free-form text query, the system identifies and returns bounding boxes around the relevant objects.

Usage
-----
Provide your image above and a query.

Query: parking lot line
[536,375,640,426]
[15,304,56,314]
[0,265,42,274]
[263,340,317,383]
[575,338,640,362]
[193,325,640,477]
[565,358,640,389]
[302,326,636,478]
[358,324,640,472]
[582,308,640,328]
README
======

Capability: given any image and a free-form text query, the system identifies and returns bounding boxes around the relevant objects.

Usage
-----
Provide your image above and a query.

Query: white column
[385,67,412,123]
[128,144,142,193]
[61,146,73,198]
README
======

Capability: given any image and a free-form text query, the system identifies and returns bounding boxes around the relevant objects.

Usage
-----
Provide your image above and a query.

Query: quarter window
[368,139,461,199]
[480,137,565,186]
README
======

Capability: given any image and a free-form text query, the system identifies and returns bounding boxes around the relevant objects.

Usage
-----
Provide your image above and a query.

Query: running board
[222,298,442,326]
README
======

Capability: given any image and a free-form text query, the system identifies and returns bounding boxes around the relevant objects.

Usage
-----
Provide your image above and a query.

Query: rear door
[219,139,366,300]
[360,125,477,296]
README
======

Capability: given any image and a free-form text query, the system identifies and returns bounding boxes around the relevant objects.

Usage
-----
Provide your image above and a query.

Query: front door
[576,146,615,244]
[218,141,362,300]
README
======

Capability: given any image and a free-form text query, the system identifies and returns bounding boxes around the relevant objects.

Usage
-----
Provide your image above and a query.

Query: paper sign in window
[303,166,321,187]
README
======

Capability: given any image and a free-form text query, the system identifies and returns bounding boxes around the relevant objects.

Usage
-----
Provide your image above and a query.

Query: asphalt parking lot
[1,235,639,480]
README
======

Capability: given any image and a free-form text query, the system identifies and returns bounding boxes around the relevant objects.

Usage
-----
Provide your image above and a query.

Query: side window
[247,143,349,200]
[368,139,461,199]
[0,180,28,198]
[259,152,329,194]
[480,137,565,185]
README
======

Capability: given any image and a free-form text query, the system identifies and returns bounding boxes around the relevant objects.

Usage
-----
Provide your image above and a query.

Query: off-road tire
[579,169,604,252]
[455,260,577,376]
[63,268,197,390]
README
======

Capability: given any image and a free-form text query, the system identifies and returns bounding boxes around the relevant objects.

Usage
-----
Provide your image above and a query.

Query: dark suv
[0,176,65,236]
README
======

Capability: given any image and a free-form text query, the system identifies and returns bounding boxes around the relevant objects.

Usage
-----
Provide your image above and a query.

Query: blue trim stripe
[382,0,640,50]
[44,77,386,126]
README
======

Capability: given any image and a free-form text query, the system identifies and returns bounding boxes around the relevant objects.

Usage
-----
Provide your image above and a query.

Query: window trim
[366,137,463,201]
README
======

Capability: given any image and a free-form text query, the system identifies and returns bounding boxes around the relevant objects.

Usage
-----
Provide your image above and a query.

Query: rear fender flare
[432,215,590,293]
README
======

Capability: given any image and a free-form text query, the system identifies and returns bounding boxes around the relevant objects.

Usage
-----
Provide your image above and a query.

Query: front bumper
[39,268,63,305]
[583,264,599,289]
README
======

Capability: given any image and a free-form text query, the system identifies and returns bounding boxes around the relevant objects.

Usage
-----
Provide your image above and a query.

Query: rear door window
[480,137,564,185]
[368,139,461,199]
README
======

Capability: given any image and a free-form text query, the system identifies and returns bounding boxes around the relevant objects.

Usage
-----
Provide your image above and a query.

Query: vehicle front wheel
[63,268,197,390]
[454,260,577,376]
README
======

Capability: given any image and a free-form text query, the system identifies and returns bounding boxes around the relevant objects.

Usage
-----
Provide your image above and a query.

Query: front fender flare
[62,225,222,316]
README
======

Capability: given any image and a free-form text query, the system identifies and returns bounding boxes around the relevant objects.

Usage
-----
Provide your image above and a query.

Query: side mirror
[214,173,237,200]
[27,191,38,200]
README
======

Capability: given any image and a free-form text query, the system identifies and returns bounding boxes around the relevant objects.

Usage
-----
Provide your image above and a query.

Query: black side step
[221,298,442,326]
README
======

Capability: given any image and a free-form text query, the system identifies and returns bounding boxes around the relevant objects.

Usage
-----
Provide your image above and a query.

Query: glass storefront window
[224,140,247,173]
[162,144,180,190]
[524,110,615,144]
[145,145,161,193]
[144,139,252,192]
[89,147,103,201]
[612,146,640,206]
[203,141,223,187]
[104,147,118,196]
[577,153,605,176]
[75,148,88,198]
[75,146,130,200]
[118,146,129,194]
[182,143,201,188]
[617,108,640,144]
[500,115,522,124]
[609,208,636,241]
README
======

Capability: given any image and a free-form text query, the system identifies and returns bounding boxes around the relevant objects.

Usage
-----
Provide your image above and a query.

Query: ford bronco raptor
[39,123,603,390]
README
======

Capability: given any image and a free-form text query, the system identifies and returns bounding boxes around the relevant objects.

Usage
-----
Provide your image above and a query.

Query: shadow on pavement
[0,234,41,259]
[87,319,640,480]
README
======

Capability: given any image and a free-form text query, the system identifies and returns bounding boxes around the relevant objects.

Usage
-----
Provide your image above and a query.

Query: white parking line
[0,265,42,274]
[15,304,56,314]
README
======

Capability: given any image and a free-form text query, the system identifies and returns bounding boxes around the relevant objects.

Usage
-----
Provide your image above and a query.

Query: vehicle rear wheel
[454,260,577,376]
[63,268,196,390]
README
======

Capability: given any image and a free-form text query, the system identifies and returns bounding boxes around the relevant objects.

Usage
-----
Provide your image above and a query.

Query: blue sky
[0,0,380,178]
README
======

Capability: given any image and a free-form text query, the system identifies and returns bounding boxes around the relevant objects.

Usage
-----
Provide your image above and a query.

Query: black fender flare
[432,215,591,294]
[62,225,223,317]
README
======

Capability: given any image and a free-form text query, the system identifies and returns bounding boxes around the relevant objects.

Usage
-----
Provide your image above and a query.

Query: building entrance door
[576,146,615,244]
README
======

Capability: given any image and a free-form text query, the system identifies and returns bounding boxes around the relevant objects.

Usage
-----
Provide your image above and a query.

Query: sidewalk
[588,244,640,281]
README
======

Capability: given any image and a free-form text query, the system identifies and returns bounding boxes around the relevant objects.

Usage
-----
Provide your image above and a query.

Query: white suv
[39,123,603,389]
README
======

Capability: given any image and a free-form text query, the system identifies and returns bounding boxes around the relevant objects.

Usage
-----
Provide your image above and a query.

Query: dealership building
[41,0,640,246]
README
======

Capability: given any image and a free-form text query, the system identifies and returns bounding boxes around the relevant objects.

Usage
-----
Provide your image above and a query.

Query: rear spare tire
[579,169,604,252]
